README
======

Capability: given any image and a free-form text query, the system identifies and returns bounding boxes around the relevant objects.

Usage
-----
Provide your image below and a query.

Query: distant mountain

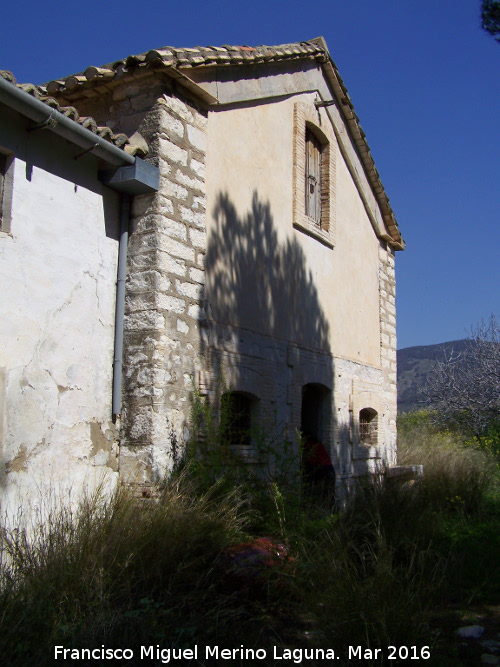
[397,339,469,413]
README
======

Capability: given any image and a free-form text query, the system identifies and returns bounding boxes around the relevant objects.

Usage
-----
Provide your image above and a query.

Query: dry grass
[1,415,500,666]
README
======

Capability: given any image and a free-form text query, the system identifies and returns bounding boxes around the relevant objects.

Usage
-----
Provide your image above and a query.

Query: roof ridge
[42,39,328,98]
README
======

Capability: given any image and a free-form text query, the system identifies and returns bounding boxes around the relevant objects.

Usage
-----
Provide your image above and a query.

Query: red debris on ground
[225,537,293,572]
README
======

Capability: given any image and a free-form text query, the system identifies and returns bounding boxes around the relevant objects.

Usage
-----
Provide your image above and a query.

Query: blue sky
[2,0,498,349]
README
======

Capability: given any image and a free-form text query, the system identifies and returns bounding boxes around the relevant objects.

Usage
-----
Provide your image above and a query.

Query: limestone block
[159,110,185,140]
[158,196,175,216]
[156,251,187,276]
[189,267,205,284]
[158,236,195,262]
[179,205,205,227]
[161,179,188,201]
[191,158,206,179]
[157,293,186,314]
[124,310,166,331]
[193,195,206,211]
[188,304,206,320]
[125,292,156,312]
[161,95,197,125]
[162,217,187,241]
[175,280,201,301]
[159,160,172,177]
[131,193,157,218]
[177,319,189,334]
[186,124,207,152]
[158,137,188,166]
[175,170,204,192]
[127,270,171,293]
[189,228,207,249]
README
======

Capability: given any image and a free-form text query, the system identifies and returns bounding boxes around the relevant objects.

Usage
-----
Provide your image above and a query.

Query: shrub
[295,474,446,653]
[0,473,251,665]
[398,411,497,514]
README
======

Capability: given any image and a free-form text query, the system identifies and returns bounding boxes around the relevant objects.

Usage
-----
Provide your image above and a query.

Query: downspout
[0,73,160,422]
[100,162,160,421]
[112,194,130,419]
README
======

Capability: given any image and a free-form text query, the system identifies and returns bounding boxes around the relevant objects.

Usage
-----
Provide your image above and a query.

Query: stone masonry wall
[72,75,398,491]
[201,318,397,505]
[115,86,208,488]
[378,242,398,466]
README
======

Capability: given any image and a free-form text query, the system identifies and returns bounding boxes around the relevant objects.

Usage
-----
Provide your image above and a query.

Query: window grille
[359,408,378,446]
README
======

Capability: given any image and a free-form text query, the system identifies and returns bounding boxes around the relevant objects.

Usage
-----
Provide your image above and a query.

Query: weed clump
[0,473,251,665]
[1,409,499,666]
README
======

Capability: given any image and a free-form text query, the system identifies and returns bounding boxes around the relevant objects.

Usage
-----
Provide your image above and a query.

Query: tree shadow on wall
[203,190,331,354]
[193,190,355,481]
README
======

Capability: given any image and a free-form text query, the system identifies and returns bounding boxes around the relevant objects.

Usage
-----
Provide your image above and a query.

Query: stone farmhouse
[0,37,404,518]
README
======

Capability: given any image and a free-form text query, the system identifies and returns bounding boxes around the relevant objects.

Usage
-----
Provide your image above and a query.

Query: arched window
[301,383,330,443]
[293,102,336,247]
[221,391,257,447]
[359,408,378,446]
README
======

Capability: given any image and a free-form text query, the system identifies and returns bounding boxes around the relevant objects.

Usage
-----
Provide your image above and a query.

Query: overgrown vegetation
[1,409,500,666]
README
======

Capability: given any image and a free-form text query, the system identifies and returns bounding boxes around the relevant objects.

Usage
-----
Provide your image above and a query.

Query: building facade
[0,38,403,517]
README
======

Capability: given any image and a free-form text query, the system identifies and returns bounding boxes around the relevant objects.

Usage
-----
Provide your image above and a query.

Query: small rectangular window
[221,392,253,447]
[359,408,378,446]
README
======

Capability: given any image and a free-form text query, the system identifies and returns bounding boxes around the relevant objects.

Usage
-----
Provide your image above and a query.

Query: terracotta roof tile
[0,70,146,157]
[42,41,327,97]
[1,38,403,247]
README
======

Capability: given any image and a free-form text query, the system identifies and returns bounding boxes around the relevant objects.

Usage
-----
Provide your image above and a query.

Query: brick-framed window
[359,407,378,447]
[349,383,382,460]
[293,102,336,247]
[0,151,14,234]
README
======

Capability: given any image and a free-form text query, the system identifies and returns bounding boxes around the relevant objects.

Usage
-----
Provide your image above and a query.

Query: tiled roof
[0,70,145,156]
[2,38,403,247]
[44,41,328,97]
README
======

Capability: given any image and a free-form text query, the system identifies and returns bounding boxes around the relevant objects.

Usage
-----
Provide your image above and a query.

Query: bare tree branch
[422,315,500,434]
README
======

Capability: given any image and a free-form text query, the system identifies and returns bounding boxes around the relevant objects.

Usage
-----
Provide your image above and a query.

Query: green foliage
[465,420,500,466]
[2,409,500,665]
[398,410,498,513]
[482,0,500,42]
[185,384,303,534]
[0,474,249,666]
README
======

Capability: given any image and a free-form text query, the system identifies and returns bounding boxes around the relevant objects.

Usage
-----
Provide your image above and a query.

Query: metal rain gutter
[0,75,135,167]
[0,74,160,420]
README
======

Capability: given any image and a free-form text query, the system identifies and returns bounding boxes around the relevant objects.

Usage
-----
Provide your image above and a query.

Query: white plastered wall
[0,158,120,525]
[206,92,381,366]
